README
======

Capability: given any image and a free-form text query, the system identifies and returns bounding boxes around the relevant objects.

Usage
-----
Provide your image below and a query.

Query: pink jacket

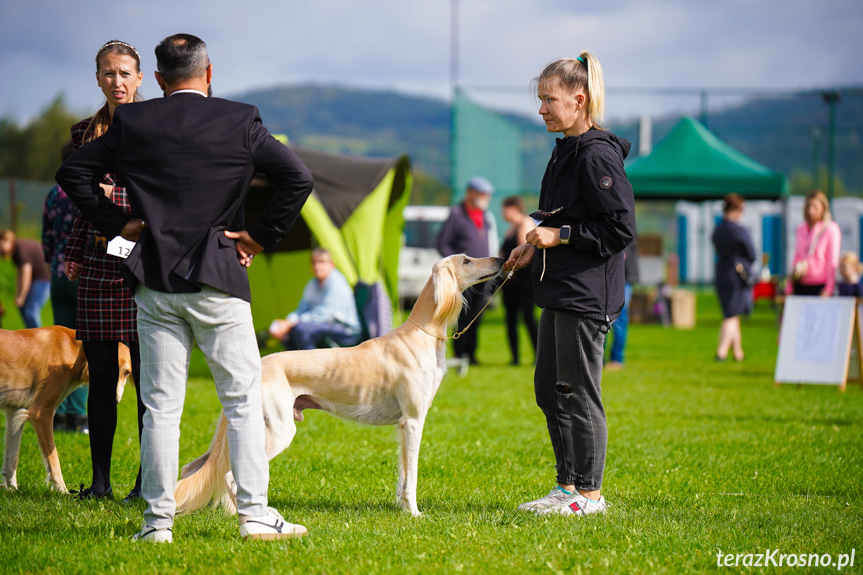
[788,220,841,295]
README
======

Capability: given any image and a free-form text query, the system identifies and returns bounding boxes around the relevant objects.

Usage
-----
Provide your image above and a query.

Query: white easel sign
[774,296,857,392]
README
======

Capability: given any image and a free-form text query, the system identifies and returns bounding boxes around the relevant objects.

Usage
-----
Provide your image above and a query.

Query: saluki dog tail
[174,412,231,514]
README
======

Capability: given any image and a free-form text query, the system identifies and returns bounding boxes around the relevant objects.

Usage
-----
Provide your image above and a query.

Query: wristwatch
[559,225,571,245]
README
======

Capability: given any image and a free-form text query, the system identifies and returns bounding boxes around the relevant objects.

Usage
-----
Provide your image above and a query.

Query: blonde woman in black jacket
[504,51,635,518]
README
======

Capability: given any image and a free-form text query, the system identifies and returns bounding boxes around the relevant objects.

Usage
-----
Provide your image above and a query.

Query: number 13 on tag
[107,236,136,259]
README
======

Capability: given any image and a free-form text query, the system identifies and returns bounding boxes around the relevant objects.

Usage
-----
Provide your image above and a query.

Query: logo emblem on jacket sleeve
[599,176,613,190]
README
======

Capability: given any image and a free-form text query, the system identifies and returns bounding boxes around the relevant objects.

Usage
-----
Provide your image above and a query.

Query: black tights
[82,340,144,494]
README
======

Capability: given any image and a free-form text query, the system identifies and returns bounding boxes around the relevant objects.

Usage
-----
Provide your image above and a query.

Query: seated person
[269,247,362,350]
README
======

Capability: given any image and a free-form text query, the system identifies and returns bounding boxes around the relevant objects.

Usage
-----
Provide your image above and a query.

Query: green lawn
[1,289,861,574]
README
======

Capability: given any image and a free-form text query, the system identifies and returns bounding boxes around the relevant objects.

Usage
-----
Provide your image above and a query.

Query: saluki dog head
[432,255,504,325]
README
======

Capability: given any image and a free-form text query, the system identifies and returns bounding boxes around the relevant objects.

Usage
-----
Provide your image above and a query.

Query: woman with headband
[65,40,146,501]
[504,51,635,517]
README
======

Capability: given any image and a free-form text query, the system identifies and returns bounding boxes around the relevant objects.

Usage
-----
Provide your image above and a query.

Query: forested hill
[232,85,451,187]
[234,84,863,194]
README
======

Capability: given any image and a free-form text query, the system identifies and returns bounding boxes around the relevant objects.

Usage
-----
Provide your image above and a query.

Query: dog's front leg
[2,408,24,489]
[397,416,424,517]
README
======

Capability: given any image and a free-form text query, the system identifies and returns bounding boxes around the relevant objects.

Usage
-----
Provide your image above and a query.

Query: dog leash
[408,246,529,342]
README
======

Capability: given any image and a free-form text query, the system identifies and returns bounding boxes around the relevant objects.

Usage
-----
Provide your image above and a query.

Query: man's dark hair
[155,33,209,85]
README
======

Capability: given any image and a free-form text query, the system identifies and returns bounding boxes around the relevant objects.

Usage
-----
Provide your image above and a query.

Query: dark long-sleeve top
[530,128,636,321]
[712,218,756,282]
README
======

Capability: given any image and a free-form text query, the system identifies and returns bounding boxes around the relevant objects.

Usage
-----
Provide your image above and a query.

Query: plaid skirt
[75,235,138,342]
[65,174,139,342]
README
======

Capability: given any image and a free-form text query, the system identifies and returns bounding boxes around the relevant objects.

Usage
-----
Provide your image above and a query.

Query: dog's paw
[397,496,422,517]
[47,479,68,493]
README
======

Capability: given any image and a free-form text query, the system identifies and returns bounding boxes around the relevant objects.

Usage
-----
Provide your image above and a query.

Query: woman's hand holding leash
[525,226,561,249]
[504,243,536,273]
[516,227,563,283]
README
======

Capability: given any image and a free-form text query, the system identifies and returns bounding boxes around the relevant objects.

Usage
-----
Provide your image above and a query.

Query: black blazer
[56,93,313,301]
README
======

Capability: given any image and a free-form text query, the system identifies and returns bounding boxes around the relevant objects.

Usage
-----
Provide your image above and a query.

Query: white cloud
[0,0,860,122]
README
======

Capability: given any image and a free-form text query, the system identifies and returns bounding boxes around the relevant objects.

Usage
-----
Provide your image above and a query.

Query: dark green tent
[244,144,411,331]
[626,117,788,200]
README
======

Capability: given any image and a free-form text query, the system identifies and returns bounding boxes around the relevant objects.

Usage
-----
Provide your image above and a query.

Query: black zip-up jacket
[531,128,636,322]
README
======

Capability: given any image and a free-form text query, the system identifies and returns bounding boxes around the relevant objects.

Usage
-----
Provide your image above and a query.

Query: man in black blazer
[56,33,313,543]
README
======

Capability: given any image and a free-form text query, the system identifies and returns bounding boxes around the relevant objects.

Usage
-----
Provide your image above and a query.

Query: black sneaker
[123,487,142,503]
[53,413,66,431]
[70,484,113,501]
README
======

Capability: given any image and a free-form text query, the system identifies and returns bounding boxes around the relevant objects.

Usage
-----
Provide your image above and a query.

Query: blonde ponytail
[579,50,606,129]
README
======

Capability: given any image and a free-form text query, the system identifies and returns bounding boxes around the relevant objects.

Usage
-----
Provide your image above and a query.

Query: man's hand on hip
[120,219,148,242]
[224,230,264,268]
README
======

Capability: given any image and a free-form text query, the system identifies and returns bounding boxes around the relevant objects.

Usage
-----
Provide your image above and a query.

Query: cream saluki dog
[0,326,132,492]
[175,254,503,516]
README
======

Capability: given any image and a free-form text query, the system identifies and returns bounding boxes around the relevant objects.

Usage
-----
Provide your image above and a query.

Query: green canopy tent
[243,144,412,332]
[625,117,788,281]
[626,116,788,200]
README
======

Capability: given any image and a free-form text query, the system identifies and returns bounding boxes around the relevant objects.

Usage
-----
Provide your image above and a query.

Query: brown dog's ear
[432,258,464,325]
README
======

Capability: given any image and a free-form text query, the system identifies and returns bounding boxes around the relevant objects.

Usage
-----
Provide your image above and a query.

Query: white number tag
[107,236,136,259]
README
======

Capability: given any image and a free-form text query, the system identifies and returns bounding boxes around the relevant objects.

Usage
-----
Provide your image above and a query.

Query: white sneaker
[517,486,575,512]
[239,507,308,540]
[131,526,173,543]
[538,493,608,517]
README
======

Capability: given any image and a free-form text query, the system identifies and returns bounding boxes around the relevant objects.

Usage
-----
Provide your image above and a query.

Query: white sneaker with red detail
[538,493,608,517]
[517,486,575,512]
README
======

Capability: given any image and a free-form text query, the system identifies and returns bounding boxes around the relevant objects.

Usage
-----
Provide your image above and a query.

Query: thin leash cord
[408,247,530,341]
[540,133,579,283]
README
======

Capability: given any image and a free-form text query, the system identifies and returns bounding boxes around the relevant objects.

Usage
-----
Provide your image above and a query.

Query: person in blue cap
[436,175,499,365]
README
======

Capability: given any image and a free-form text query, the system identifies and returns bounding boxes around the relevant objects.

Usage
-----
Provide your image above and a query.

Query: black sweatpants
[534,309,607,491]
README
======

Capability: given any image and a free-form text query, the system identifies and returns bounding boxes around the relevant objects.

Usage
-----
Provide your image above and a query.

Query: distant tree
[410,171,451,206]
[789,167,852,197]
[0,93,79,181]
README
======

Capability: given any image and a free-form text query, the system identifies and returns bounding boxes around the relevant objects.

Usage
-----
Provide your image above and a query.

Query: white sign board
[850,303,863,383]
[775,296,856,389]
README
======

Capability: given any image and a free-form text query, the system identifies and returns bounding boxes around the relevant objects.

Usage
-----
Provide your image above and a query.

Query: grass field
[1,288,861,574]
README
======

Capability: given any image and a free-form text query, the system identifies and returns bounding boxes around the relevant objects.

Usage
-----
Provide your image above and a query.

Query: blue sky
[1,0,861,122]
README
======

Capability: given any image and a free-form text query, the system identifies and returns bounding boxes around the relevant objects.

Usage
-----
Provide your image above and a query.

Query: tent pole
[823,90,840,202]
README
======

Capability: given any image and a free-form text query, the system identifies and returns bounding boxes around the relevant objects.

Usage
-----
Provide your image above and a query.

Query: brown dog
[0,326,132,492]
